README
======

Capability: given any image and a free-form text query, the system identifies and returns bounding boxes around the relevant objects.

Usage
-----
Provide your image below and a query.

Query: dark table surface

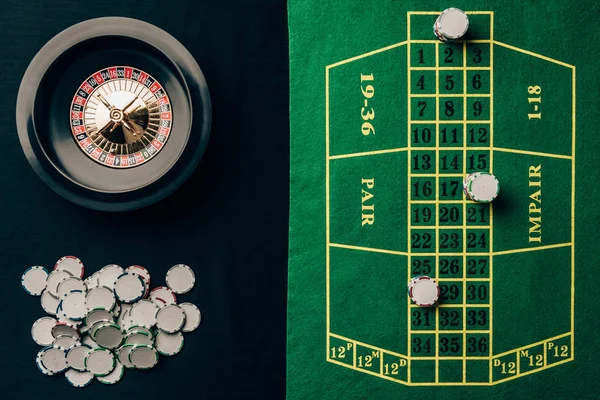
[0,0,288,398]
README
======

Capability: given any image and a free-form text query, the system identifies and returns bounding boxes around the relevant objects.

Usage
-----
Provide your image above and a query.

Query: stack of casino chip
[463,172,500,203]
[23,257,202,388]
[408,276,440,307]
[433,7,469,42]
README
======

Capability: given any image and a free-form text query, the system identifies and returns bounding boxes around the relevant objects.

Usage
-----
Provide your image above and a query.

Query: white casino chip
[40,345,68,374]
[21,266,49,296]
[60,290,87,320]
[53,334,78,349]
[97,264,124,290]
[55,256,85,279]
[85,348,115,376]
[435,8,469,40]
[32,317,58,346]
[89,319,113,339]
[85,308,114,327]
[125,330,153,346]
[166,264,195,294]
[66,343,92,372]
[149,286,177,305]
[129,299,159,327]
[128,344,158,369]
[126,265,151,298]
[85,270,101,290]
[125,265,151,290]
[155,331,184,356]
[41,290,60,316]
[409,276,440,307]
[114,273,146,303]
[57,277,87,298]
[46,270,73,298]
[152,297,168,309]
[180,302,201,333]
[116,344,136,369]
[156,304,186,333]
[98,360,124,384]
[117,304,133,332]
[51,322,80,340]
[85,286,116,311]
[94,323,123,349]
[126,325,153,338]
[65,369,94,388]
[466,173,500,203]
[36,347,55,376]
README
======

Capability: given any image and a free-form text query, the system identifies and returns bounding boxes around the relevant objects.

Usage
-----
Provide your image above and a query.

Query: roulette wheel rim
[16,17,211,211]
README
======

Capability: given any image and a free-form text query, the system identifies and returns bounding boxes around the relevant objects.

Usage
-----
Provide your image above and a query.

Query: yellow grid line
[489,12,495,382]
[411,226,491,230]
[493,147,572,160]
[411,120,491,124]
[410,173,464,178]
[410,66,491,71]
[493,242,572,256]
[412,356,490,360]
[409,39,491,44]
[331,242,533,258]
[434,40,440,383]
[462,40,468,383]
[329,147,570,160]
[411,303,490,308]
[408,11,494,15]
[329,358,410,385]
[328,147,409,160]
[325,66,331,363]
[406,14,412,383]
[412,330,490,334]
[331,357,548,387]
[493,41,575,69]
[412,200,467,204]
[326,41,408,69]
[571,66,576,360]
[412,93,492,98]
[329,243,409,256]
[425,278,491,282]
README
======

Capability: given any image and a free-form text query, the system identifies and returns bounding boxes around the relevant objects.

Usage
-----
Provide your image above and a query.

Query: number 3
[361,107,374,120]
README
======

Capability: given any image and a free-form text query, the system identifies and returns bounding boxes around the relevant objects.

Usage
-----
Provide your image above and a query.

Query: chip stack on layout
[433,8,469,42]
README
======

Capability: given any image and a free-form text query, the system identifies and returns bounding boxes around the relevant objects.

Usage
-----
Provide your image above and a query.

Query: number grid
[407,11,494,384]
[488,14,495,382]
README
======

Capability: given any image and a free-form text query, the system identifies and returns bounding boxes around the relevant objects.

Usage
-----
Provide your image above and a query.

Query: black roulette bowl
[16,17,211,212]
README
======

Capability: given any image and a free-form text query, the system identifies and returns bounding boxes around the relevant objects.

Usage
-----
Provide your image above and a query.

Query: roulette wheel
[16,17,211,212]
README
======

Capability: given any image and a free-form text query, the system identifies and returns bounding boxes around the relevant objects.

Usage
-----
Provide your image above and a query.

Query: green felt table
[287,1,599,398]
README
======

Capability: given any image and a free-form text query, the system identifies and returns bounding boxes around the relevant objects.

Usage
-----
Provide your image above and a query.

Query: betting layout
[325,9,575,385]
